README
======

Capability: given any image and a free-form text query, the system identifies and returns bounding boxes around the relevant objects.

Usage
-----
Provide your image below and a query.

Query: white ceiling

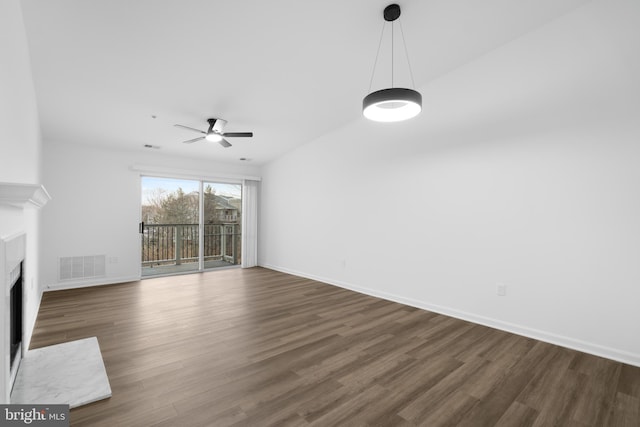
[20,0,590,166]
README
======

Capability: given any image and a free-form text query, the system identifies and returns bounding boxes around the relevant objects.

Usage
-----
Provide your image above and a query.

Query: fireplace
[1,232,26,402]
[0,183,50,402]
[9,262,23,390]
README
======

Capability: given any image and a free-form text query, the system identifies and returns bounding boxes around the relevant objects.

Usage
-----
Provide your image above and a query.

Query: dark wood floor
[30,267,640,426]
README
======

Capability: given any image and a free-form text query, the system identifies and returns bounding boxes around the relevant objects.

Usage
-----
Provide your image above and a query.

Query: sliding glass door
[140,177,242,277]
[202,182,242,269]
[140,177,200,277]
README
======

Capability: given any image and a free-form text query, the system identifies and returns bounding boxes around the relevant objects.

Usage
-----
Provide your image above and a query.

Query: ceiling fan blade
[174,124,206,134]
[218,138,232,148]
[222,132,253,138]
[212,119,227,133]
[182,136,205,144]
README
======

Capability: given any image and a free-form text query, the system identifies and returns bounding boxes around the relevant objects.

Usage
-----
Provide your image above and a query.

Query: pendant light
[363,4,422,122]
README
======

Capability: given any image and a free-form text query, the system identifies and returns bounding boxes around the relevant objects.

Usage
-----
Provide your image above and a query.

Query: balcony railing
[141,223,241,269]
[216,214,238,222]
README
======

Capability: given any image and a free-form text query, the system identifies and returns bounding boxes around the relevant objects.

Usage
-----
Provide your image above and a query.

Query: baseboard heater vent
[59,255,106,281]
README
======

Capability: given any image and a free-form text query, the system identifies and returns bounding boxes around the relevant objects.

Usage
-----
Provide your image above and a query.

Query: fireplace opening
[9,262,23,386]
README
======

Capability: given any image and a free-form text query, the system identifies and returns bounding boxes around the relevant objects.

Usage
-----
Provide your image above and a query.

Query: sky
[141,176,242,205]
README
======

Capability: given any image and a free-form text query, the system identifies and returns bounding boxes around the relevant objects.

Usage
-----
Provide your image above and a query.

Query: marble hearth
[11,337,112,408]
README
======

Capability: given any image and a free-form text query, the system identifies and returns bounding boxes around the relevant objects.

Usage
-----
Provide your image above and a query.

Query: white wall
[41,141,260,289]
[0,0,44,402]
[259,0,640,366]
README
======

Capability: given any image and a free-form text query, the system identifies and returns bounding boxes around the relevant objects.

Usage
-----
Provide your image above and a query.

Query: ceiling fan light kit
[363,4,422,123]
[205,133,223,143]
[174,118,253,148]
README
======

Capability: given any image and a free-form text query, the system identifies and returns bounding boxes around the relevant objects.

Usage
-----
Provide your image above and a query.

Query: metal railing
[141,223,241,267]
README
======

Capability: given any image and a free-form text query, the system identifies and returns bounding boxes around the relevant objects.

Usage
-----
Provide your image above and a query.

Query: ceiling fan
[174,118,253,148]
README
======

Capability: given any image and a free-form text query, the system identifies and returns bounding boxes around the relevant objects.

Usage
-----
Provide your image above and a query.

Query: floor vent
[59,255,106,281]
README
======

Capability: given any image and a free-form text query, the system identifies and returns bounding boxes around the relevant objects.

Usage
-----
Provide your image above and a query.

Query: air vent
[59,255,106,281]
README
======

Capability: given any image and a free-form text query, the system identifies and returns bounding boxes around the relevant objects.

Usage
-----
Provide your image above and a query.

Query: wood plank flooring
[29,267,640,426]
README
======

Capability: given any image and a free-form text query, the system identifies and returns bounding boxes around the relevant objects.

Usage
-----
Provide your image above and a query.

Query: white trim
[0,183,51,209]
[0,231,25,244]
[130,164,261,183]
[45,275,140,291]
[260,263,640,368]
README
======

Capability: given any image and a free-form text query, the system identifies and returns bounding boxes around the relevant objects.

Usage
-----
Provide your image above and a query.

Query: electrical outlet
[497,283,506,296]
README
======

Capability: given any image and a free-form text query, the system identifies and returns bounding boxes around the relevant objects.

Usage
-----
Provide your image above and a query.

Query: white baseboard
[261,263,640,368]
[45,275,140,292]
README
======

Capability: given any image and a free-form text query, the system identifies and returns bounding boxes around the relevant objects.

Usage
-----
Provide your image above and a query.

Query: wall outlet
[497,283,506,296]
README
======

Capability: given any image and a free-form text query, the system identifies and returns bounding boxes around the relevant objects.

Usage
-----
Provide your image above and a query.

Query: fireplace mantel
[0,183,51,209]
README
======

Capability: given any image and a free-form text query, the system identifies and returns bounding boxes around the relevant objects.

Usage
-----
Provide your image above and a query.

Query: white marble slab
[10,337,112,408]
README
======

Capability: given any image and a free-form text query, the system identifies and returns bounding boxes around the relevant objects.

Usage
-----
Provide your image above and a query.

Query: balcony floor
[141,260,237,277]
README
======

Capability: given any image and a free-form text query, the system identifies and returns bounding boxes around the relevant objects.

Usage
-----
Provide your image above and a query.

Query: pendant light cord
[399,20,417,90]
[368,21,386,93]
[368,11,417,92]
[391,21,394,88]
